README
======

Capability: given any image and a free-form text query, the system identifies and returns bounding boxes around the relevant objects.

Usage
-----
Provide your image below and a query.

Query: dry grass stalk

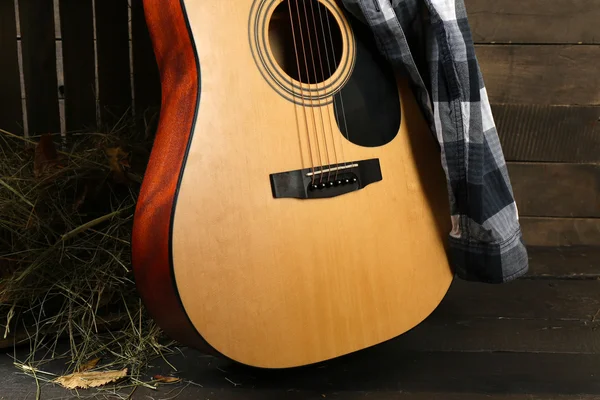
[0,116,179,393]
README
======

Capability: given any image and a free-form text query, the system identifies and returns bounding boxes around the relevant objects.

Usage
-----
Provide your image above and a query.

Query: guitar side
[131,0,215,355]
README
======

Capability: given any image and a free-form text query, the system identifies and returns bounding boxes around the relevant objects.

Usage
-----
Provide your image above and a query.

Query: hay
[0,118,178,392]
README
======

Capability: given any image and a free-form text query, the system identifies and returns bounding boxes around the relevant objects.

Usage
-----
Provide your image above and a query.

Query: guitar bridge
[269,158,382,199]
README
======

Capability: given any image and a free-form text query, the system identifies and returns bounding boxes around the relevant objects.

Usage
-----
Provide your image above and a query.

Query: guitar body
[133,0,453,369]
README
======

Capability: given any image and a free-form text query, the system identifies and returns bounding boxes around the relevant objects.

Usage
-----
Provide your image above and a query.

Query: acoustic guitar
[132,0,453,369]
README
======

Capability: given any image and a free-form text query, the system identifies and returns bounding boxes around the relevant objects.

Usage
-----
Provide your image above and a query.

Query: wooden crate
[0,0,160,136]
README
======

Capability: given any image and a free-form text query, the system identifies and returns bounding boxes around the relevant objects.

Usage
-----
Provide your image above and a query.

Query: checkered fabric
[340,0,529,283]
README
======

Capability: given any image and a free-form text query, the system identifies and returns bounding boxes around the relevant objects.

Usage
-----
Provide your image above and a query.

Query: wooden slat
[507,163,600,217]
[4,386,597,400]
[477,45,600,105]
[129,392,600,400]
[139,349,600,394]
[521,217,600,247]
[6,346,600,397]
[392,277,600,354]
[18,0,60,134]
[435,279,600,321]
[466,0,600,44]
[3,373,599,400]
[139,393,600,400]
[0,1,22,134]
[95,0,131,128]
[493,104,600,163]
[526,246,600,279]
[397,317,600,354]
[59,0,97,132]
[131,0,161,131]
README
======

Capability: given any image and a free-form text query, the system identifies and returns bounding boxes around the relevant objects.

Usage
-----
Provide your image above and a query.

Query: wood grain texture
[397,317,600,354]
[434,279,600,321]
[3,346,600,400]
[18,0,60,134]
[3,382,599,400]
[131,393,600,400]
[507,163,600,217]
[493,104,600,163]
[59,0,97,132]
[526,246,600,278]
[465,0,600,44]
[0,1,22,134]
[394,277,600,353]
[5,340,600,398]
[166,0,453,368]
[521,217,600,246]
[477,45,600,105]
[126,392,600,400]
[116,347,600,394]
[131,0,213,354]
[95,0,131,127]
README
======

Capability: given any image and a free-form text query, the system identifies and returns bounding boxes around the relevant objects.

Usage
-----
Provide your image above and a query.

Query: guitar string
[308,0,339,183]
[293,0,324,183]
[302,0,333,183]
[323,0,351,161]
[287,0,315,183]
[314,0,347,180]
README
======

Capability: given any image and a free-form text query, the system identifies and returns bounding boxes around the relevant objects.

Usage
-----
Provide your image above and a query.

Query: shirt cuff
[447,227,529,284]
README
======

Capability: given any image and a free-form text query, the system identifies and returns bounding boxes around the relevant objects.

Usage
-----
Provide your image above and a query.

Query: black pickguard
[333,9,401,147]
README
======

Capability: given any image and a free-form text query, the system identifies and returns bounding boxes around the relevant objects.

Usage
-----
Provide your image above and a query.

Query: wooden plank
[59,0,97,132]
[18,0,60,134]
[131,0,161,132]
[466,0,600,44]
[526,246,600,279]
[4,347,600,397]
[397,317,600,354]
[392,276,600,354]
[126,392,600,400]
[0,1,23,134]
[477,45,600,105]
[2,375,598,400]
[149,393,600,400]
[493,104,600,163]
[95,0,131,128]
[507,163,600,218]
[521,217,600,247]
[435,279,600,321]
[134,349,600,394]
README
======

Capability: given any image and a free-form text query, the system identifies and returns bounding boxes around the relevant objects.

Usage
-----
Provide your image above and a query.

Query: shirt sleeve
[341,0,529,283]
[421,0,528,283]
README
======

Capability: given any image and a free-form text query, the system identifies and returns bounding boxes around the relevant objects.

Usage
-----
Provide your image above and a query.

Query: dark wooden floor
[2,246,600,399]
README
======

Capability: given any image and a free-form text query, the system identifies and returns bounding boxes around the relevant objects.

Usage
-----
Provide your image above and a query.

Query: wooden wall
[0,0,597,247]
[467,0,600,248]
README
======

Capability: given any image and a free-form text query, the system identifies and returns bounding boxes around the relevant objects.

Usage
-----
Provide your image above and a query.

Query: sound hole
[268,0,343,84]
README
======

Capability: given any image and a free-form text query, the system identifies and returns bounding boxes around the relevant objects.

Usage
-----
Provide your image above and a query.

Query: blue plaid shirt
[341,0,529,283]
